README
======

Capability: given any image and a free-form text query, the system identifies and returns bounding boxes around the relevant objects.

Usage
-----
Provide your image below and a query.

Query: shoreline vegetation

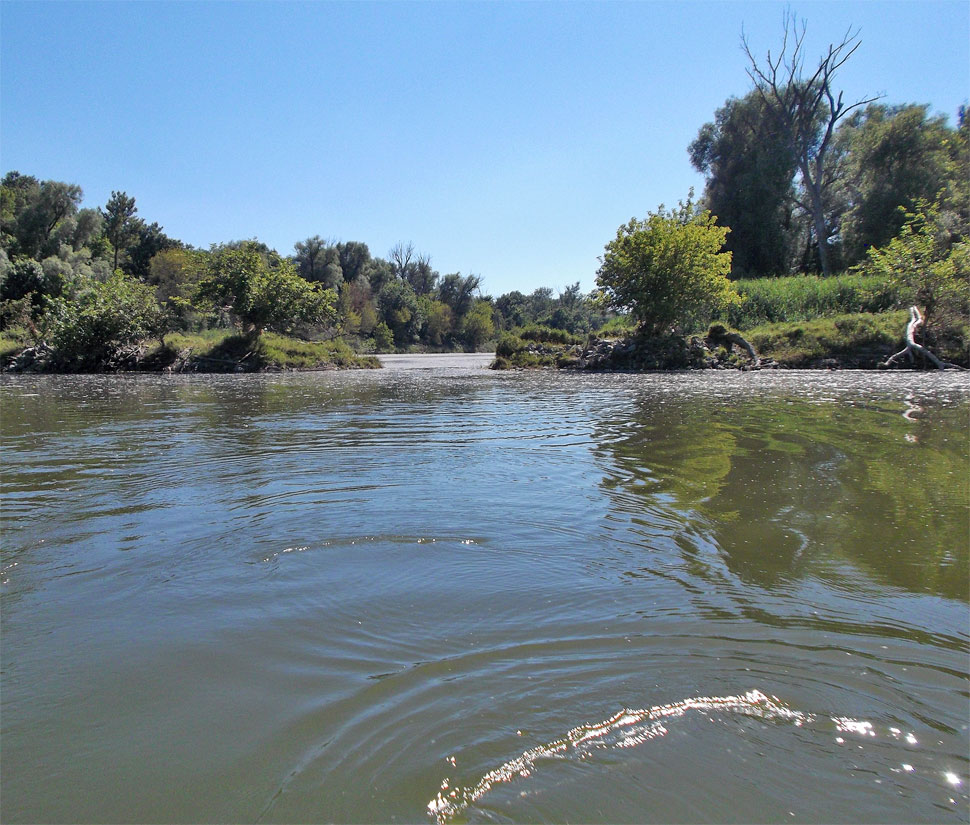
[3,20,967,376]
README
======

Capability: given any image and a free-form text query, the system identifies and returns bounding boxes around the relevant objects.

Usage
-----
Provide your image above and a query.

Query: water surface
[2,365,968,823]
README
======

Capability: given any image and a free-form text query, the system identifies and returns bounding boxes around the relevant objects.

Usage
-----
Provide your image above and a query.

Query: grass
[0,326,31,360]
[2,327,380,372]
[726,273,900,329]
[162,330,380,370]
[745,311,909,366]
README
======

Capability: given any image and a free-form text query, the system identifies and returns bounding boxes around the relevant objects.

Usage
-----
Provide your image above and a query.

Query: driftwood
[883,306,964,370]
[707,325,761,367]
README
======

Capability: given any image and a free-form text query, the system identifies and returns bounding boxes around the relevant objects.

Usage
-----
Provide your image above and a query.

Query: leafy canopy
[196,241,336,337]
[596,197,738,335]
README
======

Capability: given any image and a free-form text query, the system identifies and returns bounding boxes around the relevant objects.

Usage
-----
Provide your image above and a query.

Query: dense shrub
[42,271,166,370]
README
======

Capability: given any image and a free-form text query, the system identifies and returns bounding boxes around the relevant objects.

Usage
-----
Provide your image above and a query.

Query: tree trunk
[801,164,831,277]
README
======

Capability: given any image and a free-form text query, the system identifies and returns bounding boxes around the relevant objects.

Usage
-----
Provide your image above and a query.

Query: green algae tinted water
[2,364,968,823]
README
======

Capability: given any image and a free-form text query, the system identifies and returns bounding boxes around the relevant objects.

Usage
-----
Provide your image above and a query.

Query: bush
[372,321,394,352]
[42,271,166,370]
[596,196,737,334]
[495,332,525,358]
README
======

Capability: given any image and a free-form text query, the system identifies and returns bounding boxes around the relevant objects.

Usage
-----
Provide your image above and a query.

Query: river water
[1,361,968,823]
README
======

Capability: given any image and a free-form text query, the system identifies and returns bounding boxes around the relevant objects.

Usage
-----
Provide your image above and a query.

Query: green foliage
[1,173,88,260]
[459,299,495,350]
[689,91,798,277]
[596,197,737,335]
[746,311,909,366]
[41,271,167,370]
[725,273,900,329]
[100,190,140,272]
[853,202,970,333]
[516,324,583,345]
[594,315,636,337]
[377,279,422,344]
[196,242,336,337]
[372,321,394,352]
[258,333,379,369]
[148,247,209,329]
[839,104,958,263]
[421,298,453,347]
[495,332,524,358]
[437,272,481,318]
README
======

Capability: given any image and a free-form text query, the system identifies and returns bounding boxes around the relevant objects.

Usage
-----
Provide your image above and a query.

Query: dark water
[2,364,968,824]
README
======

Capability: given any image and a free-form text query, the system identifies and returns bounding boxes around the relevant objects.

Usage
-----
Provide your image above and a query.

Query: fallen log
[883,306,964,370]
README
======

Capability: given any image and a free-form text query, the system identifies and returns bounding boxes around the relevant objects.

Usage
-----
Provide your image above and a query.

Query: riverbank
[1,330,381,373]
[492,310,969,371]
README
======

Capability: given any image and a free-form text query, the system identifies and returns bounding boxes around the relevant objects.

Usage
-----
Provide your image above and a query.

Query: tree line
[0,176,612,366]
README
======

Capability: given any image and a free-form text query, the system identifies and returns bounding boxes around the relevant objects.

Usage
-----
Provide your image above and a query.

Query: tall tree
[100,191,141,272]
[437,272,481,319]
[125,221,179,280]
[196,241,335,338]
[743,13,879,276]
[689,92,798,276]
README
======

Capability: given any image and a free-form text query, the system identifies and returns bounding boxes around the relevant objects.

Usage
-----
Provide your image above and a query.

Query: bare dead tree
[389,241,415,280]
[743,12,881,276]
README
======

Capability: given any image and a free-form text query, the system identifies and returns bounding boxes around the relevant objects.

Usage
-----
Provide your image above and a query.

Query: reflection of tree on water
[593,393,969,601]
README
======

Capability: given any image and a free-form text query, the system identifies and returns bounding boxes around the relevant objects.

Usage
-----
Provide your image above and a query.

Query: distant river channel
[2,359,968,824]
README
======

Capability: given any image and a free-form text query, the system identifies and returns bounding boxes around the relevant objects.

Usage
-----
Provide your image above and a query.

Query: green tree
[294,235,343,287]
[460,298,495,350]
[125,221,179,280]
[377,279,423,345]
[1,173,86,260]
[689,91,798,277]
[839,104,960,263]
[196,242,336,338]
[336,241,372,283]
[854,202,969,337]
[437,272,481,319]
[421,297,454,346]
[596,197,737,335]
[372,321,394,352]
[148,247,208,329]
[100,191,141,272]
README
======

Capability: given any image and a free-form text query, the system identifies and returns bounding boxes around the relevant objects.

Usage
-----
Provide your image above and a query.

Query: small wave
[425,690,941,824]
[427,689,810,822]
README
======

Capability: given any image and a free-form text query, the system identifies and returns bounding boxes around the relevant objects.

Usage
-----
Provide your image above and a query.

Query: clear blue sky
[2,1,967,297]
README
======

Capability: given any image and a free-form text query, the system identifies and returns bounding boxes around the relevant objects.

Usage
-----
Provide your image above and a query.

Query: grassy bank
[726,273,900,328]
[491,308,970,370]
[1,328,381,372]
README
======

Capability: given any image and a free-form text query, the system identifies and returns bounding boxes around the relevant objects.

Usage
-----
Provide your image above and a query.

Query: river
[1,360,968,823]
